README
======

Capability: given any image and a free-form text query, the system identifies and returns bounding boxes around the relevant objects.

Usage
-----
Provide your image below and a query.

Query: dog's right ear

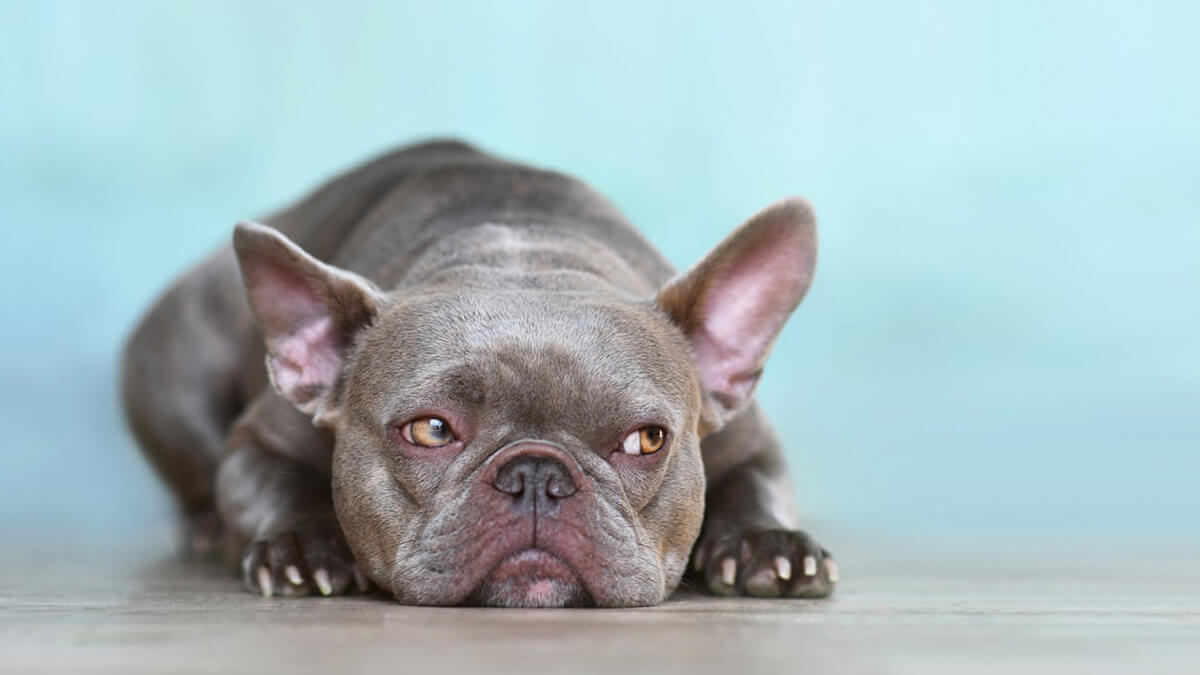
[656,199,817,434]
[233,222,384,422]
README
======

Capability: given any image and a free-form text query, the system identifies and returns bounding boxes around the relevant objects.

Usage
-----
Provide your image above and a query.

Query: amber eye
[621,426,667,455]
[400,417,456,447]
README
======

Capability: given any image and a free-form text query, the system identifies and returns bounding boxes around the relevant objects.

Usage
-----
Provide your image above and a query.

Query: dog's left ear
[233,221,385,424]
[656,198,817,434]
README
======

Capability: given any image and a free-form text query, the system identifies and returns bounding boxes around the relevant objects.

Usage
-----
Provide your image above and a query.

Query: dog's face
[334,289,705,607]
[233,199,815,607]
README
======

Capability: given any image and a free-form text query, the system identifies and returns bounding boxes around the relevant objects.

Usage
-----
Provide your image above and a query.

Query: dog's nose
[493,454,577,511]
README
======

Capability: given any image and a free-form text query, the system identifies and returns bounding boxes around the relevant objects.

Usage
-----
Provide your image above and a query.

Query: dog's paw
[692,527,838,598]
[241,519,371,598]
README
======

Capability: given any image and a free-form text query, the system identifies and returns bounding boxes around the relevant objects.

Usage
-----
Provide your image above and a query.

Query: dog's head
[233,198,816,606]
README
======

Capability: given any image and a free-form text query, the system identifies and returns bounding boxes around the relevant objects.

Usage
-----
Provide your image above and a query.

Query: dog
[121,140,836,607]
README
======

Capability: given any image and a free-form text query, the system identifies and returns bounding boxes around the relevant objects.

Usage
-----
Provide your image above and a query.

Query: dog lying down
[122,141,837,607]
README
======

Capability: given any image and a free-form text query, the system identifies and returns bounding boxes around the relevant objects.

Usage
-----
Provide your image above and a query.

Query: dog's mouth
[462,548,594,608]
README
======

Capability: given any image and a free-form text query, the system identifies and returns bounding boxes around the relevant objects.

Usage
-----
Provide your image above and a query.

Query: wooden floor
[1,538,1197,674]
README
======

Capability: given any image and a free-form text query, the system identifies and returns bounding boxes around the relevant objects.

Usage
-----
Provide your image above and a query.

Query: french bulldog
[121,140,837,607]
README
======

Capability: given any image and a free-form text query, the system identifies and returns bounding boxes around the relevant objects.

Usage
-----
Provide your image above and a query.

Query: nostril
[544,469,576,499]
[493,464,529,496]
[535,458,576,500]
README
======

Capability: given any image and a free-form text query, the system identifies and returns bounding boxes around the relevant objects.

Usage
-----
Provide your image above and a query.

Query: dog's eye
[401,417,456,447]
[621,426,667,455]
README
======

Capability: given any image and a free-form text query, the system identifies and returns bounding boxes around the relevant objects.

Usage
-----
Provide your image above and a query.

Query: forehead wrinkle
[395,361,487,411]
[360,289,694,433]
[485,337,678,430]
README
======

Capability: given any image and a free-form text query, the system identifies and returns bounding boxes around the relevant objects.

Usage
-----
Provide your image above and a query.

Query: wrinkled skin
[121,140,837,606]
[333,291,707,606]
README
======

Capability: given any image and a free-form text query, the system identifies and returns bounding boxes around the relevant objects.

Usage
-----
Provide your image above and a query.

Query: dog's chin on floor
[465,549,595,608]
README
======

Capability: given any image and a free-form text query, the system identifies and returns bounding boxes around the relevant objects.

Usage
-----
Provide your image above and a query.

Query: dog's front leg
[690,413,838,598]
[215,398,367,598]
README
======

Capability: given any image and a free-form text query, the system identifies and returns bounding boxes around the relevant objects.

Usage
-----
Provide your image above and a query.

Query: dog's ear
[233,222,384,422]
[656,198,817,434]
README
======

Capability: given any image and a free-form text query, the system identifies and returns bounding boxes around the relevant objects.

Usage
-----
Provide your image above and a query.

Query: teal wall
[2,1,1196,548]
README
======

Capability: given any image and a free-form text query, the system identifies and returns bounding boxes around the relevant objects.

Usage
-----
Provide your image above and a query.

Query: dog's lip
[462,546,595,607]
[488,547,579,583]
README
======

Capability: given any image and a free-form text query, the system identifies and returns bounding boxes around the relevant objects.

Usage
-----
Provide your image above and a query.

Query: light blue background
[2,1,1196,550]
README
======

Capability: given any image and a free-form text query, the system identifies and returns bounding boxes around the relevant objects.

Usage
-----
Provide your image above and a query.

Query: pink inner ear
[691,235,811,402]
[246,260,345,408]
[267,316,343,407]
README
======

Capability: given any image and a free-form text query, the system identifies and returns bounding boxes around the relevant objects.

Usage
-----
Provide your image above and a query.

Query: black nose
[493,455,577,513]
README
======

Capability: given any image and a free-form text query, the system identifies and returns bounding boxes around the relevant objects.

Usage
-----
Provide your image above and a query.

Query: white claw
[825,558,840,583]
[720,557,737,586]
[803,555,818,577]
[284,565,303,586]
[774,556,792,581]
[313,568,333,596]
[256,566,273,598]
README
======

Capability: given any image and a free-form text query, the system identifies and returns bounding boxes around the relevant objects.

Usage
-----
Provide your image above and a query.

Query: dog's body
[122,141,836,606]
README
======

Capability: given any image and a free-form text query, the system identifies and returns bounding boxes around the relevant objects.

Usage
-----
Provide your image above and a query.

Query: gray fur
[122,140,837,606]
